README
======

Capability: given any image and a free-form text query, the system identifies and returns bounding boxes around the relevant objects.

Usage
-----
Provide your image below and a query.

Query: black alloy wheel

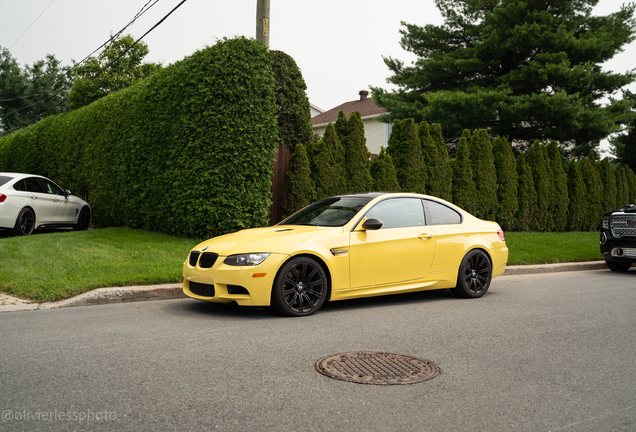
[13,207,35,236]
[450,249,492,298]
[605,260,632,272]
[272,257,328,317]
[74,207,91,231]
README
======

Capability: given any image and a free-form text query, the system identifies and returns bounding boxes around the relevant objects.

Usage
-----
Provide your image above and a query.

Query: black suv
[601,204,636,272]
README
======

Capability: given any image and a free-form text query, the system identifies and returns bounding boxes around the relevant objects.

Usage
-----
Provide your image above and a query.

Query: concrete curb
[0,261,611,313]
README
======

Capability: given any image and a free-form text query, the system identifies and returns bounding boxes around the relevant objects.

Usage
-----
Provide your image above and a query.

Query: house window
[384,122,393,148]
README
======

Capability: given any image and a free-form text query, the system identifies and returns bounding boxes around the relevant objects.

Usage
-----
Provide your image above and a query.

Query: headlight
[224,253,270,266]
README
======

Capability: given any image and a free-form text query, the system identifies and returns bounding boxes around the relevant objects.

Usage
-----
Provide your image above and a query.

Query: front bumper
[182,252,288,306]
[600,229,636,264]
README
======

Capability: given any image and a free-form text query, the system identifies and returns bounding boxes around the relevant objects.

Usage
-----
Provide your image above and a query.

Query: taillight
[0,194,6,203]
[497,229,505,241]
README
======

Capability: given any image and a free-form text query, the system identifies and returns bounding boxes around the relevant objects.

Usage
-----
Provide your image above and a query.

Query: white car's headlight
[224,253,270,266]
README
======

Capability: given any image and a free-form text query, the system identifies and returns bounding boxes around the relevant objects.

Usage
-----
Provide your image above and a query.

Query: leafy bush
[0,37,278,238]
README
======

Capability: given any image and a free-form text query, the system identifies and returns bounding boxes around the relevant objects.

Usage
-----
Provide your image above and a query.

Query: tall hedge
[599,158,617,213]
[469,129,498,220]
[515,153,536,231]
[526,142,552,231]
[306,123,346,199]
[452,130,476,214]
[270,51,312,147]
[370,147,400,192]
[567,161,588,231]
[419,121,451,200]
[0,37,278,238]
[546,142,569,231]
[387,118,426,194]
[283,142,315,217]
[580,156,603,230]
[430,123,453,201]
[492,137,517,231]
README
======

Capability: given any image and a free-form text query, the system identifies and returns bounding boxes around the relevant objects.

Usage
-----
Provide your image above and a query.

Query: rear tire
[450,249,492,298]
[12,207,35,236]
[605,260,632,272]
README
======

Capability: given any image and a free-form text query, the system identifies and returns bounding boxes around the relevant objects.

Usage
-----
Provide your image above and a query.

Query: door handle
[418,233,432,240]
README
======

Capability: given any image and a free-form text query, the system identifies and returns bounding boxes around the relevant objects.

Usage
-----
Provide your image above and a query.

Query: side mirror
[361,218,383,231]
[64,190,72,197]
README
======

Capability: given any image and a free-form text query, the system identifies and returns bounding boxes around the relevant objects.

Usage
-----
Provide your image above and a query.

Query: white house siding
[362,116,387,157]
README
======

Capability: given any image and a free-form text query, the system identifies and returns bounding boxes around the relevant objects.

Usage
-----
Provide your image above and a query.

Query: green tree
[370,147,401,192]
[372,0,636,155]
[334,111,373,193]
[270,51,312,147]
[68,35,162,109]
[567,161,588,231]
[598,158,617,213]
[515,153,536,231]
[419,121,451,199]
[525,142,552,231]
[387,118,426,193]
[625,166,636,204]
[616,165,630,208]
[469,129,498,220]
[430,123,452,201]
[0,47,71,132]
[492,137,517,231]
[546,142,569,231]
[307,123,346,199]
[580,156,603,230]
[610,90,636,172]
[283,142,315,217]
[452,130,476,213]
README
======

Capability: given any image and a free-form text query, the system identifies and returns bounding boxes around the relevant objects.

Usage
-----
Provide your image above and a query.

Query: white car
[0,173,91,236]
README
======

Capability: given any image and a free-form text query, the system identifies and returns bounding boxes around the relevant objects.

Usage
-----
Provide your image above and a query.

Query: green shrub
[307,123,346,199]
[492,137,517,231]
[526,142,552,231]
[469,129,498,220]
[430,123,452,201]
[567,161,588,231]
[451,130,476,213]
[387,118,425,194]
[515,153,536,231]
[371,147,400,192]
[283,143,315,217]
[546,142,569,231]
[0,37,278,238]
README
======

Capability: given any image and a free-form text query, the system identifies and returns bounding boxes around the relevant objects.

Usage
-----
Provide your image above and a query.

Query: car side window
[424,200,462,225]
[12,179,26,191]
[40,178,64,195]
[365,198,426,229]
[23,177,45,193]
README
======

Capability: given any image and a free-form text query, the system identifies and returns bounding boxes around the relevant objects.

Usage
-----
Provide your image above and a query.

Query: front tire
[74,206,91,231]
[605,260,632,272]
[450,249,492,298]
[272,257,328,317]
[12,207,35,236]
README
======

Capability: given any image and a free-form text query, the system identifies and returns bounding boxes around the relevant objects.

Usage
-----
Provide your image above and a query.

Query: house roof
[311,91,387,127]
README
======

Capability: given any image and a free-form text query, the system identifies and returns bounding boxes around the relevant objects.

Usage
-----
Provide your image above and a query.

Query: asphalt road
[1,269,635,432]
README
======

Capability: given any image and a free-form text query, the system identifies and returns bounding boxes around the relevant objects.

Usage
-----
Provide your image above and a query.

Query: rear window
[0,176,13,187]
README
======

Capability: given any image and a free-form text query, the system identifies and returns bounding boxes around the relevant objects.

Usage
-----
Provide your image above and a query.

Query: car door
[38,178,75,223]
[349,197,436,289]
[15,177,58,225]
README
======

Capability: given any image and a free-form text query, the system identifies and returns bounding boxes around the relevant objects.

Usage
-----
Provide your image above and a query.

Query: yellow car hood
[191,225,345,256]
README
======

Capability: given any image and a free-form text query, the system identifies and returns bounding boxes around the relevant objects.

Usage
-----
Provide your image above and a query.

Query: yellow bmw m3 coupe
[183,192,508,316]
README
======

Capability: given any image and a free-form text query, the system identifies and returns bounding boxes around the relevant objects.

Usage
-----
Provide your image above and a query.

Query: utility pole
[256,0,270,47]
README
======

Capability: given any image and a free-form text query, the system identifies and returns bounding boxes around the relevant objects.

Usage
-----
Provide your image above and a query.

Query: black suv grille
[189,281,215,297]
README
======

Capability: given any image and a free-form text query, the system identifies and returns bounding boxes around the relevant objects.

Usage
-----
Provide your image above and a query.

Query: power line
[1,0,189,137]
[8,0,56,50]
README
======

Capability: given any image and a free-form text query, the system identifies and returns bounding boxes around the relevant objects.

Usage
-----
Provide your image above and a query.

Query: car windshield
[281,197,372,227]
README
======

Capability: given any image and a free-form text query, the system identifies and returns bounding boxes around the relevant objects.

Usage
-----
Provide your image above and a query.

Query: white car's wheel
[13,207,35,236]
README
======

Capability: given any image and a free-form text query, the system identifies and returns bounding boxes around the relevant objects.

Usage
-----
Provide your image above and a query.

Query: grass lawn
[0,228,197,302]
[506,231,602,265]
[0,228,603,302]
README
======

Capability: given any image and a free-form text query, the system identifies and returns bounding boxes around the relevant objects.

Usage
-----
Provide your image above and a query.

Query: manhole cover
[315,352,440,385]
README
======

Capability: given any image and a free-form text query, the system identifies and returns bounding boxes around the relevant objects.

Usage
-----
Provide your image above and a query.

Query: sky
[1,0,635,152]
